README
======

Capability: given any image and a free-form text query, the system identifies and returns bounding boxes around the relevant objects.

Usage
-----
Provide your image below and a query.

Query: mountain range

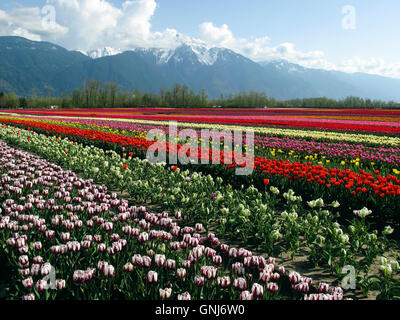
[1,36,400,101]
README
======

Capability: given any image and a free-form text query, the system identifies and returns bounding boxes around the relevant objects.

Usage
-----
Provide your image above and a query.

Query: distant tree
[19,97,28,109]
[105,82,119,108]
[7,93,19,109]
[72,88,82,107]
[4,79,400,109]
[164,89,172,107]
[199,89,208,107]
[0,92,6,109]
[88,79,100,107]
[188,89,196,108]
[160,87,167,106]
[182,84,189,107]
[173,83,181,107]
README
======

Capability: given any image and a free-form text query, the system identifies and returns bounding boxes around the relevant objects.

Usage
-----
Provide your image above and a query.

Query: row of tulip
[2,113,399,146]
[3,109,400,134]
[5,107,400,116]
[0,124,397,299]
[1,117,400,220]
[3,116,400,169]
[0,139,352,300]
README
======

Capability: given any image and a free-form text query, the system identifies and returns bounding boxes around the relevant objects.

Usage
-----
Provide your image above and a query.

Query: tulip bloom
[239,291,253,300]
[20,268,30,277]
[229,248,238,258]
[271,272,280,281]
[138,232,149,243]
[73,270,87,283]
[36,279,49,292]
[267,282,279,293]
[293,282,309,293]
[102,222,113,232]
[132,254,143,266]
[123,263,134,272]
[289,272,301,284]
[218,276,231,289]
[166,259,176,270]
[194,275,205,287]
[259,271,271,284]
[19,255,29,267]
[146,271,158,284]
[159,288,172,300]
[278,266,286,275]
[22,277,33,288]
[142,256,152,268]
[234,278,247,291]
[175,211,182,220]
[45,230,55,239]
[103,264,115,278]
[232,263,245,276]
[55,279,66,290]
[61,232,70,242]
[201,266,217,280]
[178,292,191,300]
[177,268,187,279]
[33,242,42,250]
[97,243,106,252]
[182,260,191,269]
[318,283,330,294]
[192,246,203,260]
[155,254,166,267]
[41,263,52,276]
[251,283,264,298]
[212,255,223,265]
[331,287,344,300]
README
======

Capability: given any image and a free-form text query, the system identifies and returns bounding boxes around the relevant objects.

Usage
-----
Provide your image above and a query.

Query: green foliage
[1,79,400,109]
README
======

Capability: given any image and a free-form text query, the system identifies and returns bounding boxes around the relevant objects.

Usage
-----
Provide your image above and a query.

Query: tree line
[1,80,399,109]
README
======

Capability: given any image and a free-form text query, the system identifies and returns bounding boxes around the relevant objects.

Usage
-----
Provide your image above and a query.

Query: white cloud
[52,0,122,50]
[11,27,41,41]
[199,22,325,65]
[199,21,400,78]
[339,57,400,78]
[199,22,235,47]
[45,0,183,51]
[0,7,68,41]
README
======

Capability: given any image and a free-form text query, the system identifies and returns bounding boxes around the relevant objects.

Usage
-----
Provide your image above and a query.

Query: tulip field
[0,107,400,301]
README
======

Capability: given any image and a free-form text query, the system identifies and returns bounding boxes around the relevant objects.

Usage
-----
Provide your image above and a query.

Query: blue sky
[1,0,400,77]
[150,0,400,62]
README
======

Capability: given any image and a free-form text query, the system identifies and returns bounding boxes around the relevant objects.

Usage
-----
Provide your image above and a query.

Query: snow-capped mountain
[132,43,239,66]
[86,47,122,59]
[82,42,224,65]
[83,42,251,66]
[2,36,400,101]
[258,59,305,73]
